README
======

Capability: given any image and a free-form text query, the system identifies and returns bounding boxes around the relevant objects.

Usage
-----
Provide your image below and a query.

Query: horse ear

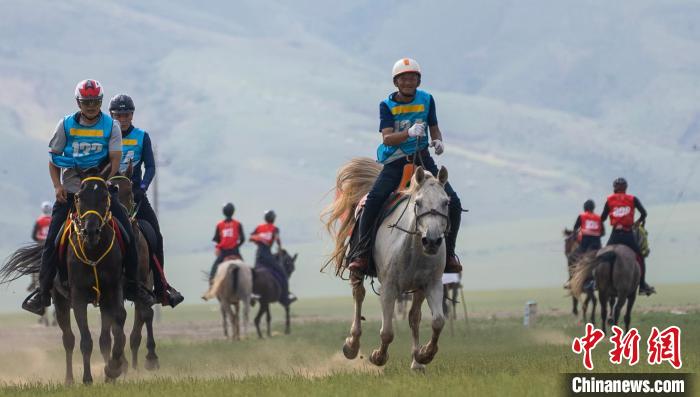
[414,166,425,185]
[126,160,133,179]
[292,253,298,262]
[438,166,448,185]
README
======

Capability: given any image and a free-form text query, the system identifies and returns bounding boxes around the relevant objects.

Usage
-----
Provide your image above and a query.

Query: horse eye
[442,199,449,207]
[415,199,422,207]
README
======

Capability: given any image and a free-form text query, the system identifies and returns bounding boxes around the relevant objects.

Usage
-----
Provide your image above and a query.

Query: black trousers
[38,191,139,293]
[135,192,166,294]
[355,150,462,258]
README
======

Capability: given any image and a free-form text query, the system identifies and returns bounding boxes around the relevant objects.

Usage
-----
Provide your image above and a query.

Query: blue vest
[376,90,432,164]
[120,127,145,172]
[51,112,113,169]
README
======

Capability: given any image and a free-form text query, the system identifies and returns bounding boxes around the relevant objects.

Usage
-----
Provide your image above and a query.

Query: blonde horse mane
[320,157,382,276]
[202,259,243,300]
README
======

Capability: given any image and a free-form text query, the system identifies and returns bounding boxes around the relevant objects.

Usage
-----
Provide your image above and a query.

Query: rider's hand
[215,248,221,257]
[54,185,67,203]
[430,139,444,155]
[407,122,425,138]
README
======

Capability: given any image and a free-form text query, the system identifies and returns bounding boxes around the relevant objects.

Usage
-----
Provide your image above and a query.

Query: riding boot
[638,257,656,296]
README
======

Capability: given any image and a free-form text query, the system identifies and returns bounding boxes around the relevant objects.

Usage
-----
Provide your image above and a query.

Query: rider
[347,58,463,274]
[23,79,154,315]
[109,94,184,308]
[600,177,656,296]
[250,210,296,304]
[210,202,245,281]
[572,199,605,255]
[32,201,53,243]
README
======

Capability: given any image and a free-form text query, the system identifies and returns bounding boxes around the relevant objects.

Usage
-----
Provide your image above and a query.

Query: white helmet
[392,58,422,79]
[41,201,52,215]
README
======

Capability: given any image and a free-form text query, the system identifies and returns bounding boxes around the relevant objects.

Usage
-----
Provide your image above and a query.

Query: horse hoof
[83,376,93,385]
[64,377,74,386]
[411,360,426,372]
[145,358,160,371]
[368,350,388,366]
[104,362,122,380]
[415,344,438,365]
[342,338,360,359]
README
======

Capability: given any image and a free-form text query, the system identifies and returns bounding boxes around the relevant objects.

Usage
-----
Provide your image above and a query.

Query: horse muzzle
[421,235,443,255]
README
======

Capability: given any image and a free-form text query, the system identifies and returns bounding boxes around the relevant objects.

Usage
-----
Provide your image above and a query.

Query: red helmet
[74,79,104,100]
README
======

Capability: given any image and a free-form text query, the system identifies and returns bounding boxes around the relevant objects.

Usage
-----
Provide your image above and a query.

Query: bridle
[107,175,139,217]
[73,176,112,238]
[389,196,450,237]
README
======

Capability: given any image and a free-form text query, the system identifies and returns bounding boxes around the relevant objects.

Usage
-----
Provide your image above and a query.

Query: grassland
[0,285,697,396]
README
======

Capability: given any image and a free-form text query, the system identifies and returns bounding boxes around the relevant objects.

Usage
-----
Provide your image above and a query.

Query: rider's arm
[572,215,581,231]
[107,121,122,178]
[634,197,647,223]
[601,223,606,237]
[600,202,610,222]
[212,225,220,243]
[140,134,156,191]
[274,227,282,250]
[427,95,442,142]
[237,224,245,247]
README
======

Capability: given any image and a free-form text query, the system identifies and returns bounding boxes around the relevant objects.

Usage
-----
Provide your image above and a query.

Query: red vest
[579,212,602,237]
[34,215,51,241]
[251,223,277,246]
[607,193,635,229]
[216,219,241,250]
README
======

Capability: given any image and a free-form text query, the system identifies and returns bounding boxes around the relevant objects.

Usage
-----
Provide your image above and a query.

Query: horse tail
[320,157,381,275]
[0,243,43,284]
[202,261,232,301]
[570,254,599,298]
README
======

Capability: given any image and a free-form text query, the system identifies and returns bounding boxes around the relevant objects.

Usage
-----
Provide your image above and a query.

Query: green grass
[0,288,697,396]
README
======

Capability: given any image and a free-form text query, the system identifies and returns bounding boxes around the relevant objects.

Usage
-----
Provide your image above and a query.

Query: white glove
[430,139,444,155]
[407,122,425,138]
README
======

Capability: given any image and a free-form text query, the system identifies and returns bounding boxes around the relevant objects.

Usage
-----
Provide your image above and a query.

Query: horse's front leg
[104,299,127,381]
[54,293,75,385]
[99,308,113,367]
[143,305,159,371]
[130,305,144,370]
[409,290,426,371]
[342,272,365,359]
[415,281,445,366]
[72,301,93,384]
[369,285,396,366]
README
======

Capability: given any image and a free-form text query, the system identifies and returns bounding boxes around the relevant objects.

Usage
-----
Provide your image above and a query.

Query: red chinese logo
[647,326,682,369]
[608,326,640,366]
[572,323,605,370]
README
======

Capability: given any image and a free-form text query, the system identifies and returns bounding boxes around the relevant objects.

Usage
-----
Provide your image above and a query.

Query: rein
[68,176,115,305]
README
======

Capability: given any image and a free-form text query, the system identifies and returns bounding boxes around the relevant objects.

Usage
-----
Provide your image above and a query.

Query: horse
[201,258,253,339]
[563,229,597,324]
[570,244,640,333]
[1,167,128,384]
[107,164,160,371]
[251,249,297,338]
[323,158,450,371]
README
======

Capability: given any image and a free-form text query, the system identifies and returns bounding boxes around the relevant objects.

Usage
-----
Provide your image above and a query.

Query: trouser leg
[421,154,462,256]
[353,161,403,259]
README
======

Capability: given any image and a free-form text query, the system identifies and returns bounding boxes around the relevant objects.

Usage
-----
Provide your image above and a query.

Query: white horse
[202,259,252,340]
[323,157,450,371]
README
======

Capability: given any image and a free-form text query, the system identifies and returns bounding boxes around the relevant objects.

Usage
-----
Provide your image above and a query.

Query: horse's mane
[401,169,438,196]
[320,157,382,276]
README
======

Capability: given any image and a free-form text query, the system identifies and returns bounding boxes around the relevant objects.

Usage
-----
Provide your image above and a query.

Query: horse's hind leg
[54,294,74,385]
[254,302,265,339]
[599,292,609,334]
[343,273,365,359]
[623,293,636,332]
[409,290,426,371]
[612,295,627,328]
[220,302,229,338]
[130,305,145,370]
[142,305,159,371]
[572,296,579,316]
[73,302,93,384]
[415,282,445,366]
[284,304,291,335]
[589,293,597,325]
[581,297,589,325]
[265,302,272,337]
[368,286,396,366]
[233,302,240,340]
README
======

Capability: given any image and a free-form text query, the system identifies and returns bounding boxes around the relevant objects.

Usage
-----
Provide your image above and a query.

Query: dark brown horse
[563,229,597,323]
[1,168,128,384]
[570,245,640,333]
[252,249,297,338]
[108,164,160,371]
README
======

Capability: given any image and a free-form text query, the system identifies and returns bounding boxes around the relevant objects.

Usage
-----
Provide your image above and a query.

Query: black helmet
[613,177,628,193]
[109,94,135,113]
[223,203,235,218]
[264,210,276,223]
[583,199,595,212]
